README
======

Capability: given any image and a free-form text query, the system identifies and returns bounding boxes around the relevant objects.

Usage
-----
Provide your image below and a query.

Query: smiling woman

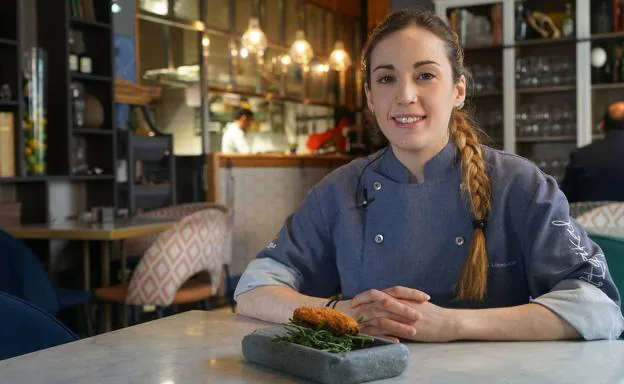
[233,10,624,343]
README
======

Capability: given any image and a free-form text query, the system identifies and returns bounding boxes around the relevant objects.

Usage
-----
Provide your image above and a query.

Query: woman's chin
[388,136,433,153]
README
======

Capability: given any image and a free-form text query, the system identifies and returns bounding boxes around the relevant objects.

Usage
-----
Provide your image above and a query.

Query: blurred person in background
[561,101,624,203]
[221,108,254,153]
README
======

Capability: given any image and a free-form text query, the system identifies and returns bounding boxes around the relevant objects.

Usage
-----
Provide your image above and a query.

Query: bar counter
[206,152,357,275]
[1,310,623,383]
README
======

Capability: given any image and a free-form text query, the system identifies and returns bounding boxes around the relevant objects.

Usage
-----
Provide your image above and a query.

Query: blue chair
[0,229,93,334]
[0,291,78,360]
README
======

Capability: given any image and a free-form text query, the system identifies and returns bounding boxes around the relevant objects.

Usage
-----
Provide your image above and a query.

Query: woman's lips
[392,115,426,129]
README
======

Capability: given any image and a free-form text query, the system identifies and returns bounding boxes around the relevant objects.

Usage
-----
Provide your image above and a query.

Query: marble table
[1,310,623,383]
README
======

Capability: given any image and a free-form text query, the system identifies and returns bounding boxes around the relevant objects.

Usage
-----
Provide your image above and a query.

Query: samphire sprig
[273,319,374,353]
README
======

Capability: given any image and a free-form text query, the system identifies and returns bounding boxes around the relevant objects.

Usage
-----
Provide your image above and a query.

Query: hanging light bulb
[328,41,352,72]
[241,18,268,55]
[289,30,314,65]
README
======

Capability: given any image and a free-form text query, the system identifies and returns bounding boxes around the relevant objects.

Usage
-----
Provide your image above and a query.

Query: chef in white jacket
[221,108,254,153]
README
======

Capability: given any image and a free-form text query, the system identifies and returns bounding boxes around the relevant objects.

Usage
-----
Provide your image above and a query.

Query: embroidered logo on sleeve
[266,233,279,249]
[552,220,606,287]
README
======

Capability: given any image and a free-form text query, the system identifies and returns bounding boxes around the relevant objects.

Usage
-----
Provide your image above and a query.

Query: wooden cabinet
[368,0,390,32]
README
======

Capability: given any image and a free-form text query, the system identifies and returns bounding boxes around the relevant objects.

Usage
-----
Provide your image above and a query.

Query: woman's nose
[395,81,418,105]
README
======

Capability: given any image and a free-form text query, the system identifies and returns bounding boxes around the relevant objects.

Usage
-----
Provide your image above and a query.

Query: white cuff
[531,279,624,340]
[233,258,302,301]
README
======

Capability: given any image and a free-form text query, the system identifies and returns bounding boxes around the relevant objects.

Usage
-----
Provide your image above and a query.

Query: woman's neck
[391,135,450,183]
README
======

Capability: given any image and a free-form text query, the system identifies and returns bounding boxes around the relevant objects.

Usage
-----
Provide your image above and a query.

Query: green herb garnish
[274,319,374,353]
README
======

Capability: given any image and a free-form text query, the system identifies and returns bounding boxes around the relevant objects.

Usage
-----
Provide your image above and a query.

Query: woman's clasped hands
[337,286,461,343]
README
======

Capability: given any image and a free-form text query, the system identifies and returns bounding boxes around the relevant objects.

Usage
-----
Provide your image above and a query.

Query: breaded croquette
[292,306,360,336]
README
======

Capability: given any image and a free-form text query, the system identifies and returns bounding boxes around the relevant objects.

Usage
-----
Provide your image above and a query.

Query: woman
[234,10,624,342]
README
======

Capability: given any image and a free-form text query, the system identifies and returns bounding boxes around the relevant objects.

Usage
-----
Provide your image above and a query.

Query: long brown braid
[362,10,492,301]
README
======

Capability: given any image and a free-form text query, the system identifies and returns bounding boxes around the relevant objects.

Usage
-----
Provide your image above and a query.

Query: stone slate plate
[241,325,410,384]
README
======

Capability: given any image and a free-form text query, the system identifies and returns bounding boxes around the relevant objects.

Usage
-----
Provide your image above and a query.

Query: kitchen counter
[211,152,357,168]
[205,152,356,275]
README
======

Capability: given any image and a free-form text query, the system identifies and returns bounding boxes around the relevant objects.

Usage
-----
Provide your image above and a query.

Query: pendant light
[241,18,267,55]
[290,30,314,65]
[328,41,352,72]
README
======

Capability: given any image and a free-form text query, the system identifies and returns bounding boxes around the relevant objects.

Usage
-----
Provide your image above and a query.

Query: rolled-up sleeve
[516,173,624,339]
[234,186,340,301]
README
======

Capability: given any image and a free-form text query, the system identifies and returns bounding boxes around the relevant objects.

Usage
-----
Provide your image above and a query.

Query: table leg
[100,241,112,332]
[120,240,128,328]
[83,241,90,291]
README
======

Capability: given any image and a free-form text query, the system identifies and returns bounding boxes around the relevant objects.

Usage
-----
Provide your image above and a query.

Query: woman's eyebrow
[372,60,440,73]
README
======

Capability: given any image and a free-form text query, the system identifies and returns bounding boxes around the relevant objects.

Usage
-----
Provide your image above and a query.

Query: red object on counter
[306,117,349,152]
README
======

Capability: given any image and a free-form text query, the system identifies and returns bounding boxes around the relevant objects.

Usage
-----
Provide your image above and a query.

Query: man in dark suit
[561,101,624,203]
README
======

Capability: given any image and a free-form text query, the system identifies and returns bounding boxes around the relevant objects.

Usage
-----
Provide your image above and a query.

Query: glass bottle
[562,3,575,37]
[593,2,612,34]
[515,2,528,40]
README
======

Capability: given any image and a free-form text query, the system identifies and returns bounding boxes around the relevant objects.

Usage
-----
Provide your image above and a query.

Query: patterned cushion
[125,207,229,306]
[577,203,624,231]
[123,203,229,259]
[569,201,619,218]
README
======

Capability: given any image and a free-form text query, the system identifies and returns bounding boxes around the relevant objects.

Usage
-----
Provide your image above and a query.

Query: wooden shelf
[119,183,172,196]
[516,85,576,94]
[472,91,502,98]
[115,79,162,105]
[0,100,18,108]
[70,18,111,30]
[517,136,576,143]
[589,31,624,41]
[463,44,502,51]
[513,37,576,47]
[0,176,49,184]
[0,38,17,46]
[592,83,624,91]
[71,73,112,83]
[73,128,114,135]
[69,174,115,181]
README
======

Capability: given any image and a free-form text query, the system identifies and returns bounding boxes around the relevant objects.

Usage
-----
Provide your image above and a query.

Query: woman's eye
[417,72,435,81]
[377,75,394,84]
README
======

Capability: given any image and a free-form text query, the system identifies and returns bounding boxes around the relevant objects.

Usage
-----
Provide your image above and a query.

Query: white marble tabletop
[1,310,623,383]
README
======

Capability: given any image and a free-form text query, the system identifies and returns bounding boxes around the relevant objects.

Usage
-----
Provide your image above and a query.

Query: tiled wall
[218,166,333,275]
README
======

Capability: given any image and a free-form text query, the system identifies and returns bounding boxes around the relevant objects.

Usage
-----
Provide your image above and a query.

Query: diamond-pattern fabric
[577,203,624,231]
[125,207,229,306]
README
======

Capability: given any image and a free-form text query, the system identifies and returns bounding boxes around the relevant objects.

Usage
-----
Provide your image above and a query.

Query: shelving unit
[118,130,176,216]
[435,0,623,183]
[0,0,23,181]
[0,0,117,227]
[34,0,117,213]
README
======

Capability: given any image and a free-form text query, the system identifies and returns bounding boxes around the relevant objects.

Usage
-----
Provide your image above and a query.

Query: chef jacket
[221,122,251,154]
[235,141,624,340]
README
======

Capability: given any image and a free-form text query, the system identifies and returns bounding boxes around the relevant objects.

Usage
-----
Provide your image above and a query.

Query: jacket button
[374,234,384,244]
[373,181,382,191]
[455,236,465,246]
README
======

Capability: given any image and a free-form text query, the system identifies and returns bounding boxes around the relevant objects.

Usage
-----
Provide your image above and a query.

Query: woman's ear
[454,75,467,109]
[365,83,374,113]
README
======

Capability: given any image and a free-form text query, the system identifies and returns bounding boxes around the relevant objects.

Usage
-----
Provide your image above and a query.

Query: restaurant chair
[0,229,94,336]
[576,203,624,230]
[94,205,231,327]
[117,203,232,280]
[569,201,619,218]
[0,291,78,360]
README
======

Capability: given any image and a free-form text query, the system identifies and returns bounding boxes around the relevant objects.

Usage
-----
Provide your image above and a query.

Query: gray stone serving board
[241,325,410,384]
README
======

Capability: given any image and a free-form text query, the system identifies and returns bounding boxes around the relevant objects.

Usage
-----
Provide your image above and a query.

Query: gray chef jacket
[235,141,624,340]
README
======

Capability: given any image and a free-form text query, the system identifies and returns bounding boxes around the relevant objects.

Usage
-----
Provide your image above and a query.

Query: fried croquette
[292,306,360,336]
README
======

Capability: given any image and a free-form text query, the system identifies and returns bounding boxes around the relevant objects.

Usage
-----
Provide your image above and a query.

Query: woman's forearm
[235,285,327,323]
[455,302,581,341]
